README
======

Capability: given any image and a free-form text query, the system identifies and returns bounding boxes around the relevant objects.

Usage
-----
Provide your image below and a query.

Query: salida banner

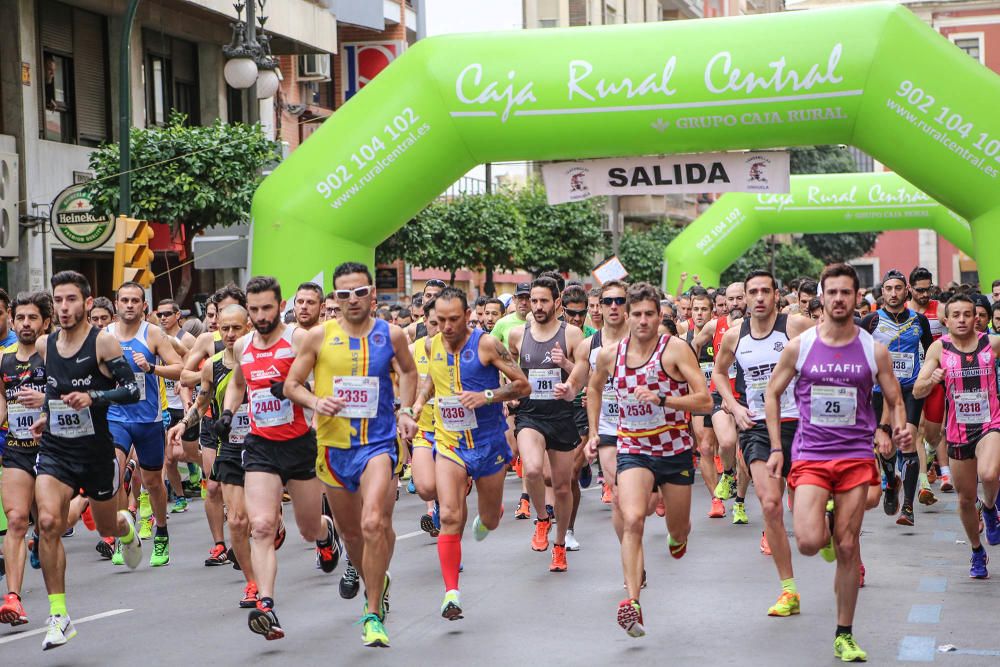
[540,152,789,204]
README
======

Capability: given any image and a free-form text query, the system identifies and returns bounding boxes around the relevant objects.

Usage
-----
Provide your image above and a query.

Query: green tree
[721,240,824,287]
[791,145,879,263]
[618,221,682,285]
[513,181,606,275]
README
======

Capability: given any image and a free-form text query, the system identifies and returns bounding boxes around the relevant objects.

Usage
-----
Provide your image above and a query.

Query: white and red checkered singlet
[613,334,693,457]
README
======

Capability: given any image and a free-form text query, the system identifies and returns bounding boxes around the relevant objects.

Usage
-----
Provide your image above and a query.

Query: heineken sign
[50,183,113,250]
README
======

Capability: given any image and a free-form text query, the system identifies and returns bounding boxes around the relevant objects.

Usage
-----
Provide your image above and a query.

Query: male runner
[914,294,1000,578]
[406,279,445,342]
[168,304,259,606]
[766,263,910,662]
[909,267,948,497]
[561,285,595,551]
[105,282,183,565]
[586,282,710,637]
[284,262,418,648]
[491,283,530,348]
[324,291,340,322]
[219,276,339,640]
[861,270,934,526]
[588,288,605,331]
[713,270,813,616]
[508,277,585,572]
[412,287,530,619]
[88,298,114,330]
[0,292,51,626]
[481,298,504,334]
[292,282,323,330]
[30,271,145,650]
[412,297,441,532]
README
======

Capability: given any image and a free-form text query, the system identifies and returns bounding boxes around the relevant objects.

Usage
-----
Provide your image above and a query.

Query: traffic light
[112,215,155,289]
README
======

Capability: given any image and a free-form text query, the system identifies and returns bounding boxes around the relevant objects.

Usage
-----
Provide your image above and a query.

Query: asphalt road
[1,470,997,665]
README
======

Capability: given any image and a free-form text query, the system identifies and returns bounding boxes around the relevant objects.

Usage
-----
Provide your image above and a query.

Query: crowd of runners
[1,262,999,663]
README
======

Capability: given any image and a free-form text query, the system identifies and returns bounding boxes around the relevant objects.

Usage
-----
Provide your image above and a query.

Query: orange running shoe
[81,503,96,531]
[858,561,866,588]
[531,518,551,552]
[513,456,523,478]
[714,455,723,475]
[940,474,954,493]
[708,497,726,518]
[601,483,613,504]
[550,544,568,572]
[515,497,531,520]
[760,531,772,556]
[240,582,259,609]
[0,592,28,626]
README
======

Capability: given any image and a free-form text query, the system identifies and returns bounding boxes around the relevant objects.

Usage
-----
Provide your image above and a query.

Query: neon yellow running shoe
[111,543,125,566]
[834,633,868,662]
[714,473,735,500]
[149,535,169,567]
[732,502,749,525]
[138,490,152,521]
[359,613,389,647]
[767,591,800,617]
[820,499,836,563]
[440,589,463,620]
[138,516,153,541]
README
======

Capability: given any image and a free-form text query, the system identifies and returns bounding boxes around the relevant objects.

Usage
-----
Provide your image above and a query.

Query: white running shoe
[42,614,76,650]
[564,529,581,551]
[119,509,143,570]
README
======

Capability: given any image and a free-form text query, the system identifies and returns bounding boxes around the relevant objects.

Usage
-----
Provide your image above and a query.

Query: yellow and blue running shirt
[315,317,397,449]
[428,328,506,449]
[412,336,436,436]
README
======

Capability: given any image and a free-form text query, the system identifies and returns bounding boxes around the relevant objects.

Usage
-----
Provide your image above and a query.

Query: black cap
[515,282,531,296]
[882,269,907,285]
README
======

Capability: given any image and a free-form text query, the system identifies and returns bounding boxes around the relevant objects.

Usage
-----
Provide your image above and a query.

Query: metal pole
[247,0,259,125]
[118,0,141,216]
[485,163,492,194]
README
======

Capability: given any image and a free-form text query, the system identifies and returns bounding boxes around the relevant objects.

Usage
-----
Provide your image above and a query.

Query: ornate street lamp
[222,1,279,111]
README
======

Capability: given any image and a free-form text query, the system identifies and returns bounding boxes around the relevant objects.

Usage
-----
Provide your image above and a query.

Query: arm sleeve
[917,314,934,352]
[88,355,141,406]
[860,313,879,334]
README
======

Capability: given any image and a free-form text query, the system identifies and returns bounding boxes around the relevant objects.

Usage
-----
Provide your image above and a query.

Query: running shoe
[564,529,580,551]
[760,531,772,556]
[440,589,463,621]
[820,500,836,563]
[359,612,389,647]
[316,516,341,573]
[150,535,169,567]
[200,479,208,500]
[281,490,292,503]
[732,500,750,526]
[240,582,259,609]
[205,544,230,566]
[28,533,40,569]
[918,486,938,506]
[432,502,441,533]
[982,504,1000,546]
[858,561,866,588]
[940,474,954,493]
[546,504,556,523]
[668,535,687,559]
[883,477,900,516]
[401,464,412,481]
[138,490,152,520]
[420,512,440,538]
[708,497,726,518]
[970,549,989,579]
[122,460,136,496]
[274,521,287,551]
[62,526,75,538]
[978,498,985,534]
[513,456,523,478]
[617,599,645,638]
[654,498,666,517]
[473,515,491,542]
[81,504,95,531]
[381,572,392,617]
[0,592,28,626]
[714,473,736,500]
[248,602,284,640]
[896,505,915,527]
[170,497,188,513]
[111,543,125,566]
[406,479,416,494]
[515,496,531,519]
[714,455,723,475]
[138,516,153,541]
[579,464,593,489]
[550,544,568,572]
[119,509,143,569]
[601,483,613,504]
[531,518,551,552]
[340,561,361,599]
[833,633,868,662]
[767,591,800,617]
[42,614,76,651]
[96,536,114,560]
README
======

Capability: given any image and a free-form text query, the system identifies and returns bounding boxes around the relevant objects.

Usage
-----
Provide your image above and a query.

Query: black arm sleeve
[916,313,934,352]
[860,312,879,334]
[88,355,141,406]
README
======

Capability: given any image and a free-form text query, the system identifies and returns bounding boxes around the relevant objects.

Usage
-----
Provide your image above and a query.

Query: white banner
[541,151,790,205]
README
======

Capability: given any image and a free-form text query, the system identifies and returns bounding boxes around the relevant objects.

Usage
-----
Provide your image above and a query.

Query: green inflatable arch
[251,3,1000,290]
[664,172,974,290]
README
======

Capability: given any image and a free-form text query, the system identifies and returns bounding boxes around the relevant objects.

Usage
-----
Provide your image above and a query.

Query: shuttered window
[143,30,200,126]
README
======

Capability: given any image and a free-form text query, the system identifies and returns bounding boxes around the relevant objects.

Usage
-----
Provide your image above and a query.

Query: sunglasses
[425,279,446,289]
[564,308,588,317]
[911,287,930,294]
[334,285,373,300]
[601,296,627,306]
[156,311,176,318]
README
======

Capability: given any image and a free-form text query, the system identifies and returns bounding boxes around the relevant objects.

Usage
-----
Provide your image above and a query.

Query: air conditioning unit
[298,54,331,81]
[0,153,19,259]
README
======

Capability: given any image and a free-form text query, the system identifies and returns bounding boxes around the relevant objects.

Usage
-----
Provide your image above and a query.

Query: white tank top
[733,314,798,421]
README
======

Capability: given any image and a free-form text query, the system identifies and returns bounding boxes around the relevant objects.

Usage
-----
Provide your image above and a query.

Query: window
[38,0,109,146]
[144,31,200,126]
[952,35,983,64]
[603,4,617,24]
[147,55,170,126]
[538,18,559,28]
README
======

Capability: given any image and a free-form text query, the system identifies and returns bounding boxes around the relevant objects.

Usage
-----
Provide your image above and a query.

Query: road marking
[898,635,936,662]
[918,577,948,593]
[0,608,132,645]
[942,648,1000,657]
[933,530,958,542]
[397,530,425,541]
[908,604,942,624]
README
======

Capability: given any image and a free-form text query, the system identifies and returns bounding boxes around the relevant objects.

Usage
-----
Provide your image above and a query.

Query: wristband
[399,407,415,419]
[878,424,892,436]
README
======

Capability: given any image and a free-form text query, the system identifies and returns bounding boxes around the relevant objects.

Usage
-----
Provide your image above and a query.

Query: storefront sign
[50,183,113,250]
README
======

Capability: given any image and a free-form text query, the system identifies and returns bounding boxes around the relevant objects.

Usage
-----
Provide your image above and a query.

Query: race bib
[48,400,95,438]
[229,405,251,444]
[528,368,561,400]
[134,371,146,401]
[889,352,915,379]
[955,391,990,424]
[249,388,293,427]
[809,386,857,426]
[619,398,667,431]
[334,376,379,419]
[601,389,619,420]
[728,364,738,380]
[438,395,478,432]
[699,362,714,383]
[7,403,41,440]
